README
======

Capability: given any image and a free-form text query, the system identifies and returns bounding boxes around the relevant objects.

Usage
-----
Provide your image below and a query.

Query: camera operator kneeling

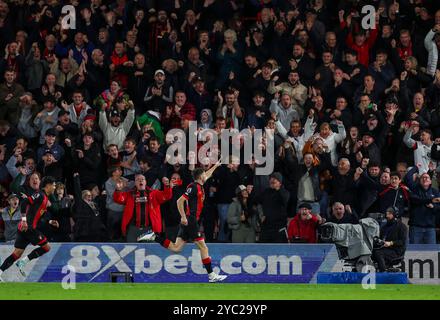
[373,207,408,272]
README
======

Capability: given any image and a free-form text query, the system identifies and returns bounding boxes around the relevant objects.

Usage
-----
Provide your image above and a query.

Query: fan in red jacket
[340,10,380,67]
[113,174,172,241]
[287,203,325,243]
[110,42,130,88]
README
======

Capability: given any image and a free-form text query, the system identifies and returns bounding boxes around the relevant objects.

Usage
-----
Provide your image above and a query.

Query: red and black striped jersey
[182,182,205,221]
[21,191,49,230]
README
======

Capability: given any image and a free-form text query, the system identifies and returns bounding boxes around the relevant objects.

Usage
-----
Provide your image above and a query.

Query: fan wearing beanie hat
[287,201,325,243]
[269,172,283,184]
[386,206,397,217]
[84,114,96,122]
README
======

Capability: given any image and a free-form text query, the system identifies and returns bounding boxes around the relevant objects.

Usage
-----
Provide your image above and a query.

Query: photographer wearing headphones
[373,207,408,272]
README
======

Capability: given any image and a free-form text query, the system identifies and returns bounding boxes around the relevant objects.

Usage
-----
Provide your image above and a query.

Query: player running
[138,160,227,283]
[0,176,58,281]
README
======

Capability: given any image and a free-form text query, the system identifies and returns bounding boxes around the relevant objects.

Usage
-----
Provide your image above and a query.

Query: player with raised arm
[138,159,227,282]
[0,176,58,281]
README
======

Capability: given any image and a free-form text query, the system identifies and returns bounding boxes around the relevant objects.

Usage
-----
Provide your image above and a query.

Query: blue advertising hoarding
[0,243,439,284]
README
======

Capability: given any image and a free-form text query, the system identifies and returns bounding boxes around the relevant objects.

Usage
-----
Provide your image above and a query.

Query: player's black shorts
[177,216,204,242]
[14,229,48,249]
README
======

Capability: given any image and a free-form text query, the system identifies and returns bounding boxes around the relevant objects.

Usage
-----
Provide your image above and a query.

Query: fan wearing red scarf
[113,175,173,242]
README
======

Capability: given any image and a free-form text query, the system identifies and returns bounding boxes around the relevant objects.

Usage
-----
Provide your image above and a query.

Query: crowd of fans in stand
[0,0,440,245]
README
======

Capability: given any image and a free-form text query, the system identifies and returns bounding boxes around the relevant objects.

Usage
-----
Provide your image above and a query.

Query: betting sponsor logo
[67,245,303,279]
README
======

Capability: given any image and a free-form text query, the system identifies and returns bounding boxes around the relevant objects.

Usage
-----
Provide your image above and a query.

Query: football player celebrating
[138,159,227,282]
[0,176,58,281]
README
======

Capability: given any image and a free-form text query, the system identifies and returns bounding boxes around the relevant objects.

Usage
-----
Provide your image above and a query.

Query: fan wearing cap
[287,202,325,243]
[55,109,80,141]
[244,91,267,130]
[144,69,174,113]
[364,112,381,135]
[187,75,212,114]
[80,113,100,141]
[372,207,408,272]
[33,95,60,144]
[252,172,290,243]
[36,128,65,164]
[162,91,196,130]
[99,97,135,150]
[37,148,63,181]
[226,185,259,243]
[358,130,381,165]
[0,193,21,243]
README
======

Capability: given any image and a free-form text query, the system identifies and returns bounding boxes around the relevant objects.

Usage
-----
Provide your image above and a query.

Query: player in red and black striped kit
[138,161,227,282]
[0,176,58,281]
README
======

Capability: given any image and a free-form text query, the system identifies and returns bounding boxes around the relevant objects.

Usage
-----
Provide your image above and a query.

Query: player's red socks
[155,233,171,248]
[202,257,213,274]
[162,239,171,248]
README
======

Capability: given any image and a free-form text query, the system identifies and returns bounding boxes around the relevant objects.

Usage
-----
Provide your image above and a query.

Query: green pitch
[0,283,439,300]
